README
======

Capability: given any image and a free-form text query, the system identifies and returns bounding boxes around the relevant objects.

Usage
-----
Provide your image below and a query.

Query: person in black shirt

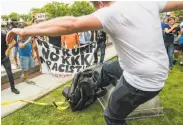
[164,17,178,69]
[1,32,20,94]
[48,36,61,48]
[93,30,107,65]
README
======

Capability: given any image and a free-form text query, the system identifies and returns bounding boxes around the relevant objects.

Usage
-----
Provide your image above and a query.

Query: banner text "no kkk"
[37,40,96,74]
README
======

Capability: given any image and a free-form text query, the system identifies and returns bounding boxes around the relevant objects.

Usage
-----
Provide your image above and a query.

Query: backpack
[62,65,109,112]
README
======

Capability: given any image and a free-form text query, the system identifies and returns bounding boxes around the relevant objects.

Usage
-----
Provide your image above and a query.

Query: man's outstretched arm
[163,1,183,12]
[6,15,102,43]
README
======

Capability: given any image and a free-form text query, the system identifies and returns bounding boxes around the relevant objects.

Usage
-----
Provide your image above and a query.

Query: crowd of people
[161,16,183,69]
[1,20,109,94]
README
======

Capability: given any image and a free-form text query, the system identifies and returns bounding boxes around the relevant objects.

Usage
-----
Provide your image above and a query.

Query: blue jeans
[165,43,174,68]
[20,56,35,72]
[94,42,106,64]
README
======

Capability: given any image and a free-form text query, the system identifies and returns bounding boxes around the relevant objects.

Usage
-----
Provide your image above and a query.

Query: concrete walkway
[1,45,117,118]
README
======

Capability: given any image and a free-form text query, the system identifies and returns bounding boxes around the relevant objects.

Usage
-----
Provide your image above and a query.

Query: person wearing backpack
[6,1,183,125]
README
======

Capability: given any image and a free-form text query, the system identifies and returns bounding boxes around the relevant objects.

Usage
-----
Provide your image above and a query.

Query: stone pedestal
[98,85,163,120]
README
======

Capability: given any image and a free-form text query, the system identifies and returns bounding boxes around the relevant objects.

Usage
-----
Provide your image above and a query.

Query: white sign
[36,13,46,21]
[36,40,97,78]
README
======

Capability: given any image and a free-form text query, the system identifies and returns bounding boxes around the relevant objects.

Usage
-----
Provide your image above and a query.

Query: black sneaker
[173,60,177,65]
[11,88,20,94]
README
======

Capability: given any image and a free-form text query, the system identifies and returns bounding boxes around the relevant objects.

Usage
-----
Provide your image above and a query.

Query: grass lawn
[2,57,183,125]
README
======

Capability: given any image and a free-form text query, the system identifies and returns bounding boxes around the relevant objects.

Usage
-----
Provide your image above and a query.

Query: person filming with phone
[17,23,36,84]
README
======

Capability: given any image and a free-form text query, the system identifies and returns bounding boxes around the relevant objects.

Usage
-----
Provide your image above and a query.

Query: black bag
[62,66,107,112]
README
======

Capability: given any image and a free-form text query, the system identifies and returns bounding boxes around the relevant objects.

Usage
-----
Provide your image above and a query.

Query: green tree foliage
[20,14,30,22]
[1,15,9,21]
[2,1,95,23]
[27,13,32,21]
[8,12,20,21]
[42,1,71,19]
[30,7,45,13]
[174,10,183,17]
[71,1,95,17]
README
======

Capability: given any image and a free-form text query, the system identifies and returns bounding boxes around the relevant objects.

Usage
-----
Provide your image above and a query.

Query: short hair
[168,17,175,22]
[90,1,111,8]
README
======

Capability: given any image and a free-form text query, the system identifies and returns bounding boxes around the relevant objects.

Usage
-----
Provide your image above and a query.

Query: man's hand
[6,30,16,44]
[28,37,35,42]
[5,49,11,57]
[6,28,23,44]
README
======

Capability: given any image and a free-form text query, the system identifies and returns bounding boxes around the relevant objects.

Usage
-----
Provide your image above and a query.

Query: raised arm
[6,15,102,44]
[164,26,176,34]
[18,37,34,48]
[162,1,183,12]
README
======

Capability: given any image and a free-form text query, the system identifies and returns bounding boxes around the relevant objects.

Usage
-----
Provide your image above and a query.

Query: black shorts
[174,44,183,51]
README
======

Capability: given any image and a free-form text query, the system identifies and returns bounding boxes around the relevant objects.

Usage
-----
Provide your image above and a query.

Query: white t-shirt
[93,1,169,91]
[180,22,183,27]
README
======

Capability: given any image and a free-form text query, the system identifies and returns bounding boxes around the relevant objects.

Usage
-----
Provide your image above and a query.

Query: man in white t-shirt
[6,1,183,125]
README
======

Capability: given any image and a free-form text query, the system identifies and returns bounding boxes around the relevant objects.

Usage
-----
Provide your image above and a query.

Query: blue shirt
[79,32,86,44]
[177,23,183,44]
[179,35,183,44]
[17,36,32,57]
[161,22,169,31]
[161,22,169,36]
[180,25,183,30]
[85,31,91,42]
[79,31,91,44]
